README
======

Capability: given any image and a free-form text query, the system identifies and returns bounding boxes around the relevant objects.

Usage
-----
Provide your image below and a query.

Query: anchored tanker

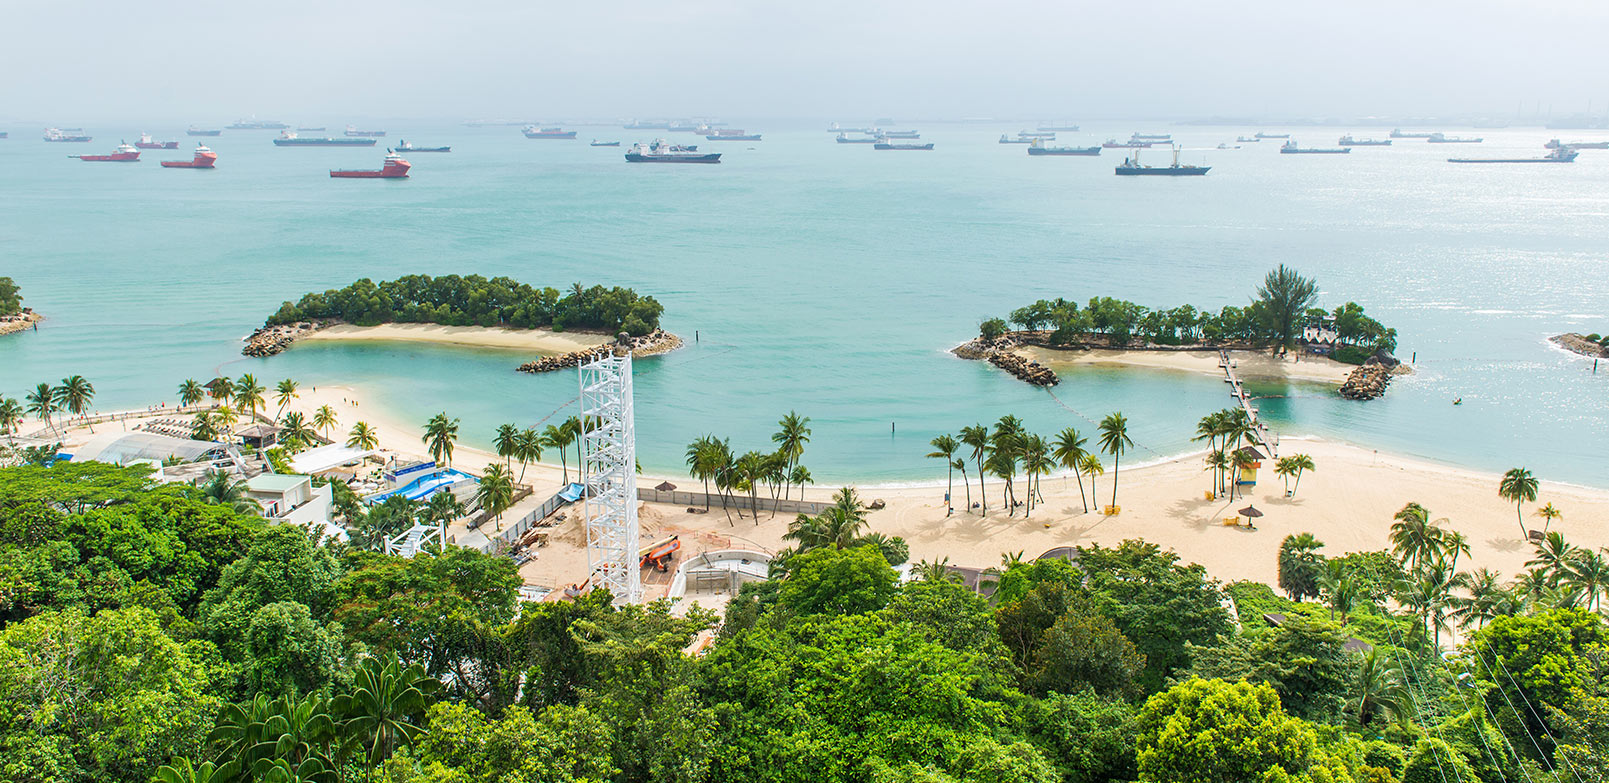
[273,131,377,147]
[1448,148,1578,164]
[1115,146,1208,176]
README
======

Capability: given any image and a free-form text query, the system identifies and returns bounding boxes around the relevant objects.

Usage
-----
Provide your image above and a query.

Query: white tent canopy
[289,444,377,475]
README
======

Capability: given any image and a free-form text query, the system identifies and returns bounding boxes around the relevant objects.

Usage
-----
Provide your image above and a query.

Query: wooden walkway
[1218,349,1278,458]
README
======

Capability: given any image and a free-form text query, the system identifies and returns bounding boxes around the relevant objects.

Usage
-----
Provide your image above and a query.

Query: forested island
[0,276,42,337]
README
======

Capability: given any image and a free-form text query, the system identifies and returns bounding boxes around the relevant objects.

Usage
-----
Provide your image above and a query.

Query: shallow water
[2,122,1606,485]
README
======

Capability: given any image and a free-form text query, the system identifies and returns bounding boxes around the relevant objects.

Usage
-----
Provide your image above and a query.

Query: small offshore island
[0,277,42,337]
[242,274,681,367]
[957,266,1407,400]
[1551,331,1609,359]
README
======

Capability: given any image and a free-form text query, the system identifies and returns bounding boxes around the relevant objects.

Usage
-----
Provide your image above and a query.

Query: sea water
[2,122,1605,485]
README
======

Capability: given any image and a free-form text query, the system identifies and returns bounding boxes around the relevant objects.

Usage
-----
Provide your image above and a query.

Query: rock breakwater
[1550,333,1608,358]
[517,329,683,373]
[0,310,43,338]
[242,320,334,357]
[951,336,1060,387]
[1338,363,1393,400]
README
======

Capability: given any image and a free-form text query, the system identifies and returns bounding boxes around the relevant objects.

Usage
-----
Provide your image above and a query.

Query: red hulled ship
[71,143,140,161]
[161,145,217,168]
[330,151,410,178]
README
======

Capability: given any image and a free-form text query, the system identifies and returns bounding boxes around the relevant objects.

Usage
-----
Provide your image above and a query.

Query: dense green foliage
[265,275,665,336]
[0,276,21,316]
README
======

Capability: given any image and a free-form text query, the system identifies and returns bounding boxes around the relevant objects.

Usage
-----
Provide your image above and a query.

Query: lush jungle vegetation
[0,276,22,316]
[1,460,1605,783]
[264,275,665,336]
[982,265,1398,360]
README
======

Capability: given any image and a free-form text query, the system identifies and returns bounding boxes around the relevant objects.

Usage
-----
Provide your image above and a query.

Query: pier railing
[1218,349,1279,458]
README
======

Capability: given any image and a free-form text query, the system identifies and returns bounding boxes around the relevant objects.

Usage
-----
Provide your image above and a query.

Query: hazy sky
[5,0,1606,122]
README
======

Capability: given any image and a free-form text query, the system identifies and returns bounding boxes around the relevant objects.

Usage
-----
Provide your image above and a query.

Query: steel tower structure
[579,352,640,605]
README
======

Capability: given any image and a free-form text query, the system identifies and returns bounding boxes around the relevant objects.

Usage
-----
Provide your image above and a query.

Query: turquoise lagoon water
[2,122,1606,485]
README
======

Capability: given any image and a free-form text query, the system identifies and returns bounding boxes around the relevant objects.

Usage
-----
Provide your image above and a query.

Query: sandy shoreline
[299,323,613,354]
[1020,346,1355,384]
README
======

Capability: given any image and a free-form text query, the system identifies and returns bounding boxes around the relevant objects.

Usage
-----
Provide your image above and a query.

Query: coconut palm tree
[772,411,811,498]
[927,434,959,515]
[513,428,543,483]
[914,557,962,584]
[1526,531,1580,586]
[685,435,720,511]
[423,488,466,549]
[1096,412,1133,509]
[25,382,56,433]
[1080,454,1104,506]
[733,450,767,522]
[475,464,516,531]
[1274,456,1297,495]
[1204,449,1229,498]
[1348,648,1412,727]
[1317,560,1359,624]
[562,416,585,476]
[1229,448,1256,500]
[1052,426,1090,513]
[178,379,205,409]
[790,465,814,502]
[1192,411,1223,456]
[1565,549,1609,613]
[1451,568,1509,629]
[1288,453,1316,496]
[948,458,969,512]
[493,423,519,470]
[274,378,299,419]
[1021,434,1055,518]
[543,423,575,484]
[0,397,22,439]
[422,412,459,468]
[208,376,235,410]
[279,411,314,452]
[214,405,239,442]
[347,421,379,450]
[191,410,219,441]
[56,374,96,431]
[959,424,991,514]
[1441,530,1471,571]
[991,416,1024,511]
[153,759,239,783]
[333,654,441,766]
[1534,502,1562,533]
[312,405,338,440]
[190,470,261,514]
[985,449,1018,515]
[1498,467,1538,538]
[1389,502,1444,572]
[234,374,266,421]
[1398,565,1456,648]
[1277,532,1326,601]
[784,487,869,551]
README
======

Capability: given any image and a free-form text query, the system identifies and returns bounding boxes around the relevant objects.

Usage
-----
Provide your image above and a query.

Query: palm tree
[178,379,205,409]
[685,435,720,510]
[1277,532,1326,601]
[1021,434,1055,518]
[1096,412,1133,510]
[562,416,585,476]
[1565,549,1609,613]
[1498,467,1538,538]
[790,465,814,503]
[475,464,516,530]
[1349,648,1411,728]
[333,654,441,766]
[422,412,459,468]
[1441,530,1471,571]
[1204,449,1229,498]
[1052,426,1090,513]
[927,434,959,515]
[772,411,811,498]
[1389,502,1444,572]
[959,424,991,514]
[347,421,379,450]
[214,405,239,442]
[1399,566,1456,648]
[543,423,575,484]
[191,410,219,441]
[985,449,1018,515]
[784,487,870,551]
[1288,453,1316,496]
[1451,568,1509,629]
[153,759,239,783]
[208,376,235,410]
[1080,454,1104,506]
[274,378,300,419]
[513,428,543,483]
[1192,411,1223,456]
[312,404,338,440]
[0,397,22,439]
[1526,531,1579,586]
[1534,502,1562,533]
[25,382,56,432]
[1274,456,1297,495]
[1317,560,1359,624]
[493,423,519,470]
[733,450,767,522]
[190,470,261,514]
[991,416,1024,512]
[914,557,962,584]
[424,490,466,547]
[234,374,266,421]
[948,458,969,512]
[280,411,314,451]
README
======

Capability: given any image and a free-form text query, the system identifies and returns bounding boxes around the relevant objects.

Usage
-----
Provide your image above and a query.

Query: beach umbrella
[1238,505,1264,521]
[654,481,677,492]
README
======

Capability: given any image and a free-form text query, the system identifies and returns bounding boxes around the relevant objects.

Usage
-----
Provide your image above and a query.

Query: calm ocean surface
[2,121,1606,485]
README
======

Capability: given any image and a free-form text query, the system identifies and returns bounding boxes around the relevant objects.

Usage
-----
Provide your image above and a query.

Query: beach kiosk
[1235,446,1265,489]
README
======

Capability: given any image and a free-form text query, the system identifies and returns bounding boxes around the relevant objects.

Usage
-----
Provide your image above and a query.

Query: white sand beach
[1021,346,1355,384]
[299,323,612,354]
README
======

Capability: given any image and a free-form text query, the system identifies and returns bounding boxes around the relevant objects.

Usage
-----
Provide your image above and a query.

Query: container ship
[1132,133,1172,141]
[396,140,450,152]
[874,140,933,150]
[273,131,377,147]
[1448,148,1578,164]
[187,127,223,137]
[161,145,217,168]
[1115,147,1208,176]
[70,143,140,162]
[228,119,290,130]
[1546,139,1609,149]
[44,128,93,142]
[522,126,578,139]
[331,151,411,178]
[345,125,387,137]
[1253,132,1289,139]
[836,133,878,144]
[1338,135,1391,146]
[1426,133,1482,144]
[1389,129,1436,139]
[624,139,721,163]
[1280,141,1350,154]
[1027,139,1100,156]
[134,133,179,150]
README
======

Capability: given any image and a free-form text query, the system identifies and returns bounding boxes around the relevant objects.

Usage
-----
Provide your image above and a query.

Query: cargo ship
[1103,139,1151,148]
[836,133,878,144]
[133,133,179,150]
[1018,131,1055,139]
[395,140,450,152]
[874,140,933,150]
[1338,135,1391,146]
[161,145,217,168]
[1253,132,1289,139]
[228,119,290,130]
[1132,133,1172,141]
[331,151,411,178]
[44,127,93,142]
[705,133,761,141]
[1546,139,1609,149]
[1389,129,1436,139]
[1115,146,1208,176]
[590,140,621,147]
[828,123,873,133]
[345,125,387,137]
[625,120,672,130]
[298,126,326,132]
[522,126,577,139]
[187,127,222,137]
[1426,133,1482,144]
[1280,141,1350,154]
[70,142,140,162]
[881,129,921,139]
[1236,136,1260,142]
[1027,139,1100,156]
[624,139,721,163]
[999,134,1034,144]
[1448,148,1578,164]
[273,131,377,147]
[1038,123,1080,131]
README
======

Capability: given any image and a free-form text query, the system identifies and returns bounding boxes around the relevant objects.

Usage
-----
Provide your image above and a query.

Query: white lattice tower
[579,352,640,605]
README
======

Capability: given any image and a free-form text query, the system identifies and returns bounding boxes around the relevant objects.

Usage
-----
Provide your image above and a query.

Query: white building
[245,473,334,529]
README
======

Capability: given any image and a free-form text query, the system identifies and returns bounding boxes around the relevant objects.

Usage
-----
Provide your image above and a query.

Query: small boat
[1280,140,1350,154]
[1426,133,1482,144]
[1103,138,1151,148]
[161,145,218,168]
[186,127,222,137]
[344,125,387,137]
[1338,135,1391,146]
[133,133,179,150]
[1027,138,1100,156]
[590,140,621,147]
[836,133,878,144]
[1236,136,1260,142]
[273,131,377,147]
[1545,139,1609,149]
[330,151,411,178]
[71,142,140,162]
[1448,147,1578,164]
[999,134,1033,144]
[44,127,93,142]
[705,133,761,141]
[624,139,721,163]
[1216,143,1241,150]
[1253,132,1290,139]
[874,140,934,150]
[1389,128,1437,139]
[522,126,577,139]
[395,140,451,152]
[1115,145,1208,176]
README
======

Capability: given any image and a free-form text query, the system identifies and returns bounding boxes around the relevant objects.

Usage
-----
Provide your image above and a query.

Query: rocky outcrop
[952,336,1060,387]
[242,320,333,357]
[1551,333,1608,359]
[517,329,683,373]
[1339,363,1393,400]
[0,309,42,338]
